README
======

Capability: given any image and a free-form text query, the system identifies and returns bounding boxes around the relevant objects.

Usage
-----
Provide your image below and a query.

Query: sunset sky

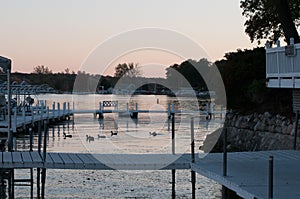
[0,0,259,77]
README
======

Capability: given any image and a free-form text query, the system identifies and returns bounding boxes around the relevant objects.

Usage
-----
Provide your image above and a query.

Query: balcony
[266,39,300,88]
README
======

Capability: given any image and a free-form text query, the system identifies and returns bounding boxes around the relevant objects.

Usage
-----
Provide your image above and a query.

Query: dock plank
[192,150,300,199]
[21,152,33,165]
[58,153,75,169]
[3,152,13,168]
[48,153,64,169]
[45,152,54,168]
[12,152,23,167]
[67,153,84,169]
[30,152,43,168]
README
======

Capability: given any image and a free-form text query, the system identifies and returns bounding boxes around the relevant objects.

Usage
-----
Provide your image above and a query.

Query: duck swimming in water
[149,132,157,136]
[111,131,118,136]
[63,132,72,139]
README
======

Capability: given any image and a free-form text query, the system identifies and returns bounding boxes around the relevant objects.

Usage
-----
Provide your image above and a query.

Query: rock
[254,121,265,131]
[291,129,295,136]
[274,126,282,134]
[264,112,272,118]
[268,125,275,133]
[235,117,243,127]
[282,125,288,135]
[287,124,294,135]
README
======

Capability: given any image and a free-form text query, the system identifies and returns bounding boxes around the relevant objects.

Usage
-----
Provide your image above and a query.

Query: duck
[98,134,106,139]
[149,132,157,136]
[86,135,95,142]
[111,131,118,136]
[63,132,72,139]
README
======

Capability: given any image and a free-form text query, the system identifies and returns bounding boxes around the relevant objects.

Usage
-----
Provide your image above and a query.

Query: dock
[1,150,300,198]
[193,150,300,199]
[0,103,72,133]
[0,152,191,170]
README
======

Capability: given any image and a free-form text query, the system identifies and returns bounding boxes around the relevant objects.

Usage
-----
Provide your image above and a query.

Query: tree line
[0,0,297,114]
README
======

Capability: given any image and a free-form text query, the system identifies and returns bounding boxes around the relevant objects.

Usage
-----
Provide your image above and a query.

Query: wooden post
[38,120,42,154]
[171,103,175,114]
[67,102,70,120]
[191,117,196,199]
[268,156,274,199]
[22,106,26,130]
[47,107,50,124]
[37,117,42,199]
[40,105,44,127]
[168,103,171,119]
[7,65,13,152]
[223,127,227,176]
[52,102,55,121]
[171,113,176,199]
[30,168,34,198]
[29,127,33,151]
[172,113,175,154]
[13,107,17,133]
[58,102,60,120]
[294,111,299,150]
[41,120,48,199]
[31,107,34,127]
[37,167,41,199]
[220,105,223,119]
[206,103,209,120]
[63,102,66,117]
[172,169,176,199]
[222,127,228,199]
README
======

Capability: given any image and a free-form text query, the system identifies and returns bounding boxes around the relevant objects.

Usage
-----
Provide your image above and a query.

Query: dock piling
[172,169,176,199]
[22,106,26,130]
[222,127,228,199]
[171,113,175,154]
[191,117,196,199]
[29,127,33,151]
[13,107,17,133]
[268,156,274,199]
[294,111,299,150]
[171,112,176,199]
[58,103,60,120]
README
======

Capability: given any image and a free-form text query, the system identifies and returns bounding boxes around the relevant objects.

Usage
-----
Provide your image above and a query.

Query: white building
[266,38,300,112]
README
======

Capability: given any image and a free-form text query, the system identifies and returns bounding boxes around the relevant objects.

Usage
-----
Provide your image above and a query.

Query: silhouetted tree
[114,63,142,78]
[33,65,52,74]
[241,0,300,44]
[166,59,209,90]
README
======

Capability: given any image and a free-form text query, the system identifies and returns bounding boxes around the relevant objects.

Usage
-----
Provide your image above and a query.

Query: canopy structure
[0,82,56,95]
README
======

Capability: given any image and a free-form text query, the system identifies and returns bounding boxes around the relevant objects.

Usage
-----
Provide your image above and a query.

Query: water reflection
[0,94,223,198]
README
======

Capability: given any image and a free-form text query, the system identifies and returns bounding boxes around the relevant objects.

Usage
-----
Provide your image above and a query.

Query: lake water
[9,94,222,198]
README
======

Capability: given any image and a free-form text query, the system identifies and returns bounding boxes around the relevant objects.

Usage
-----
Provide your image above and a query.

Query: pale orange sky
[0,0,259,77]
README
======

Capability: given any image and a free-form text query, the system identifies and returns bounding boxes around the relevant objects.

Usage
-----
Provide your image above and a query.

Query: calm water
[10,94,222,198]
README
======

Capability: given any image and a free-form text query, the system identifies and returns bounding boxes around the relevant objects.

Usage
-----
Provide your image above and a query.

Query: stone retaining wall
[204,111,300,152]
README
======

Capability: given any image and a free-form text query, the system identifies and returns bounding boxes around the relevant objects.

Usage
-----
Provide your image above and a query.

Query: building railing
[266,38,300,88]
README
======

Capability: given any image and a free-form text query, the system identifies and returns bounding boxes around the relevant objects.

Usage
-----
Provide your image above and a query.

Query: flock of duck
[63,131,160,142]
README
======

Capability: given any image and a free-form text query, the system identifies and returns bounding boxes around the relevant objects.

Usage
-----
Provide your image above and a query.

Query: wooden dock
[192,150,300,199]
[0,105,72,133]
[0,152,191,170]
[2,150,300,198]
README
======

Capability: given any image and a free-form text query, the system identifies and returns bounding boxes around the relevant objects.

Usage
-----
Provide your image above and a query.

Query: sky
[0,0,259,77]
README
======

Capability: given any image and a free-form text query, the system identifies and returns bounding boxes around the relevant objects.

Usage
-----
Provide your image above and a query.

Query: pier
[0,102,72,133]
[1,150,300,199]
[76,100,224,120]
